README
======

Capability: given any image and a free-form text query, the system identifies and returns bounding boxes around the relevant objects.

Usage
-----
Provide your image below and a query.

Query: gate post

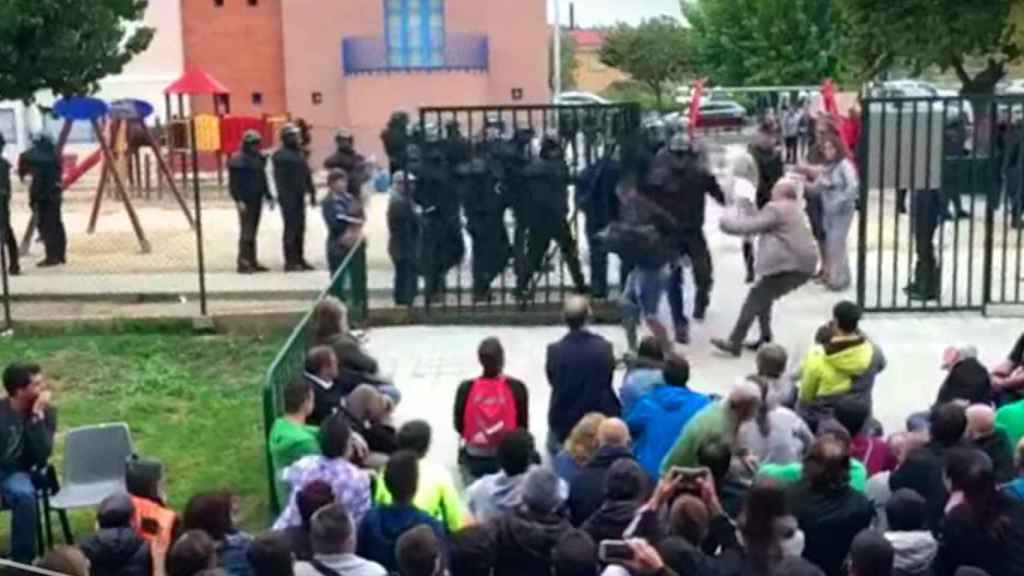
[856,104,871,308]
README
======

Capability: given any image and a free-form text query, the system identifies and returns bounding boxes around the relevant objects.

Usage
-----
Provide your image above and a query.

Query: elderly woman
[711,178,819,357]
[801,131,859,291]
[340,384,398,468]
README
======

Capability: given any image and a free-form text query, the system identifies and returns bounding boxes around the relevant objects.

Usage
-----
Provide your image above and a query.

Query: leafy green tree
[838,0,1022,94]
[682,0,846,87]
[0,0,154,102]
[599,17,695,109]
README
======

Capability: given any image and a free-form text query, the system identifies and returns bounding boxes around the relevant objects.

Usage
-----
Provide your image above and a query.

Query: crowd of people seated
[7,293,1024,576]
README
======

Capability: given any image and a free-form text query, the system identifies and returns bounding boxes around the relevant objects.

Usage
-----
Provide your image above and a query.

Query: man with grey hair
[659,380,762,473]
[546,296,619,455]
[711,178,819,357]
[936,344,992,405]
[294,502,386,576]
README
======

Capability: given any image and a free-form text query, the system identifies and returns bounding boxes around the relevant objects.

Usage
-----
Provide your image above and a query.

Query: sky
[548,0,685,27]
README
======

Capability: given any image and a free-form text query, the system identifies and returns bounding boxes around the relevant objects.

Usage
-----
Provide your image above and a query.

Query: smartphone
[598,540,635,563]
[669,466,710,493]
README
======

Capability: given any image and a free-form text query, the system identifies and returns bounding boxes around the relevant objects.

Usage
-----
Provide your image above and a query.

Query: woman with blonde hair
[551,413,607,484]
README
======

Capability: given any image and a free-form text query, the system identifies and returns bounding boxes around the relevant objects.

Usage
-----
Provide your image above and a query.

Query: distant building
[568,29,628,95]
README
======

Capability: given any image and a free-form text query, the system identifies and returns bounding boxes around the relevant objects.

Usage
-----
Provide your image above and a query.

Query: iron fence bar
[1006,100,1020,304]
[982,99,996,310]
[875,102,887,309]
[856,103,870,308]
[892,102,905,309]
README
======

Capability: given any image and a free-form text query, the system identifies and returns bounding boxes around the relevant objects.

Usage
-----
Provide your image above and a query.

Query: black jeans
[727,271,811,345]
[392,258,418,305]
[237,200,263,267]
[0,210,17,271]
[36,196,66,262]
[281,204,306,266]
[910,189,943,295]
[668,231,713,327]
[519,219,585,292]
[468,214,510,298]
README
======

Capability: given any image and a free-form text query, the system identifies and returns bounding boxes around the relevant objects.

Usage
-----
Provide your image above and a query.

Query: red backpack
[462,377,517,452]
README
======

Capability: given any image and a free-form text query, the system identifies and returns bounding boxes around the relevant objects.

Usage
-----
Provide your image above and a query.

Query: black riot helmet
[540,136,564,160]
[280,123,301,149]
[242,130,262,152]
[334,129,354,150]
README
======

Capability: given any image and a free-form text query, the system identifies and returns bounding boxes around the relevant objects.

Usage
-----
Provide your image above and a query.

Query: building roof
[164,67,230,96]
[569,29,606,49]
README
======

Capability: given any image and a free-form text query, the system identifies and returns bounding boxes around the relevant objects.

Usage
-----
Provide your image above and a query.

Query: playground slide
[61,149,102,190]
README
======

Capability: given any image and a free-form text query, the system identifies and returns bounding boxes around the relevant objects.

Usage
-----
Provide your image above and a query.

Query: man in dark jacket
[412,141,464,303]
[518,136,586,298]
[646,133,725,335]
[228,130,274,274]
[568,418,639,526]
[890,403,967,531]
[460,148,510,303]
[580,457,648,543]
[966,404,1015,483]
[0,362,57,564]
[489,468,572,576]
[788,434,873,576]
[323,130,369,198]
[936,345,992,406]
[387,171,421,306]
[381,112,411,175]
[81,493,152,576]
[19,134,65,267]
[273,124,316,272]
[577,151,621,299]
[0,133,19,275]
[545,296,619,455]
[748,130,785,283]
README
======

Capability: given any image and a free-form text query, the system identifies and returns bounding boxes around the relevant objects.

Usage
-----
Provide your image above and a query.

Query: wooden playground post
[91,118,151,253]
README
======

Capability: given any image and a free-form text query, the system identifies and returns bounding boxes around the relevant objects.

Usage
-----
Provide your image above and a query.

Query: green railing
[262,239,368,513]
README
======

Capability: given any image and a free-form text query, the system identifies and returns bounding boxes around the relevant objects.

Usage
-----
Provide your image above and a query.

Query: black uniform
[461,153,510,302]
[503,131,534,280]
[577,154,621,298]
[646,148,725,326]
[381,113,410,175]
[272,143,316,270]
[228,145,273,271]
[518,141,586,295]
[387,184,421,306]
[412,144,464,301]
[19,139,65,266]
[324,144,370,198]
[0,149,17,274]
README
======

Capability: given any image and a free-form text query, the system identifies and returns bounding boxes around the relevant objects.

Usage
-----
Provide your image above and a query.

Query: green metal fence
[262,240,368,513]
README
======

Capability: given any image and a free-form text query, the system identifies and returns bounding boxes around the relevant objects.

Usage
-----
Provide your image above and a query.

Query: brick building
[569,29,627,95]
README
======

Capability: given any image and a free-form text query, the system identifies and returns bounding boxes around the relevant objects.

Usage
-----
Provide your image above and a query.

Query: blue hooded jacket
[356,504,446,573]
[627,385,711,478]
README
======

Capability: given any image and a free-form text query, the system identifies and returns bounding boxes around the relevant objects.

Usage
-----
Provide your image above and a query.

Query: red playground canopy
[164,67,230,96]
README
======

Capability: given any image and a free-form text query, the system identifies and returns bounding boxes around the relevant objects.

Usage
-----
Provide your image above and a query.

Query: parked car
[870,80,973,123]
[682,100,748,130]
[554,91,610,106]
[1004,79,1024,95]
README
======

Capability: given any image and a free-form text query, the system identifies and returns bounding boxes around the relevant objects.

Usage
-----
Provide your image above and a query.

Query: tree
[549,30,579,92]
[0,0,154,103]
[838,0,1023,94]
[599,17,695,109]
[682,0,847,87]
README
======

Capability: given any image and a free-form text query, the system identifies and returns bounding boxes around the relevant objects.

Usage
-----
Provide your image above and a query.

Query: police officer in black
[411,137,464,302]
[228,130,274,274]
[19,134,65,267]
[0,133,18,275]
[273,123,316,272]
[324,130,370,197]
[518,136,586,298]
[387,171,421,306]
[647,132,725,342]
[577,146,621,299]
[381,112,411,175]
[460,146,510,303]
[503,127,534,280]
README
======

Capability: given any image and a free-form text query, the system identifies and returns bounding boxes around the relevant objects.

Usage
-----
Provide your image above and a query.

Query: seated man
[966,404,1014,483]
[0,362,57,564]
[357,451,446,573]
[659,380,761,474]
[619,336,667,417]
[568,418,639,525]
[294,503,386,576]
[454,338,529,482]
[126,457,178,550]
[757,427,869,491]
[489,469,573,576]
[936,344,992,406]
[269,378,320,506]
[465,429,543,523]
[302,346,342,426]
[396,525,444,576]
[1004,437,1024,501]
[992,331,1024,405]
[797,301,886,429]
[80,493,152,576]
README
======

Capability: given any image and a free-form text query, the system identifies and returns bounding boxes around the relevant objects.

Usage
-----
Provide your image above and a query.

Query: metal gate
[856,95,1024,313]
[404,103,642,314]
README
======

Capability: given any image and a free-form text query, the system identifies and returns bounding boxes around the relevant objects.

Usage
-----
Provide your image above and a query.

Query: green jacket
[374,460,465,533]
[758,459,868,492]
[269,418,321,505]
[996,399,1024,451]
[659,403,733,476]
[799,336,876,403]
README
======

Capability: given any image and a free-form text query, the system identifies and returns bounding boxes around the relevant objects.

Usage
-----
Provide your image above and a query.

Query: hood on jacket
[487,472,528,515]
[587,445,636,471]
[823,337,874,378]
[885,531,938,574]
[496,508,571,564]
[369,505,432,542]
[582,499,642,542]
[80,527,149,574]
[648,385,707,412]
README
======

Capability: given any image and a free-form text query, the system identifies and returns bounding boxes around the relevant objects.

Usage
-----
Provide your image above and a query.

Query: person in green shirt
[270,378,321,506]
[375,420,466,533]
[996,397,1024,451]
[659,381,762,476]
[758,457,868,492]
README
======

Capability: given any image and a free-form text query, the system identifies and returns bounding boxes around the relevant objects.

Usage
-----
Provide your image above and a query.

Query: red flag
[688,79,705,135]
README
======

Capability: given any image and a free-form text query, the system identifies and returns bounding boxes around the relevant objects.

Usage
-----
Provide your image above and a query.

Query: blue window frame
[385,0,445,68]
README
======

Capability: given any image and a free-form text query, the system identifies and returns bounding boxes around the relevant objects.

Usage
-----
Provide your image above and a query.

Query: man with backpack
[454,337,529,482]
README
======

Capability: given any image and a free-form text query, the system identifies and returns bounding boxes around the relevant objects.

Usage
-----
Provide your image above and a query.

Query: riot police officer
[387,171,421,306]
[324,129,370,197]
[503,127,534,280]
[273,123,316,272]
[411,138,464,302]
[228,130,274,274]
[518,136,586,298]
[381,111,411,175]
[0,133,18,275]
[577,145,621,299]
[646,132,725,342]
[19,134,64,267]
[460,149,510,303]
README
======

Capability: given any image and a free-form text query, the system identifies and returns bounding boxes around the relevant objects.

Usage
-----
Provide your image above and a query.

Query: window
[385,0,445,68]
[42,113,96,145]
[311,92,323,106]
[251,92,263,106]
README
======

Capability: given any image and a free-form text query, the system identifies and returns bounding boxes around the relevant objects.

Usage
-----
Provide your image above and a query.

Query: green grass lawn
[0,328,287,539]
